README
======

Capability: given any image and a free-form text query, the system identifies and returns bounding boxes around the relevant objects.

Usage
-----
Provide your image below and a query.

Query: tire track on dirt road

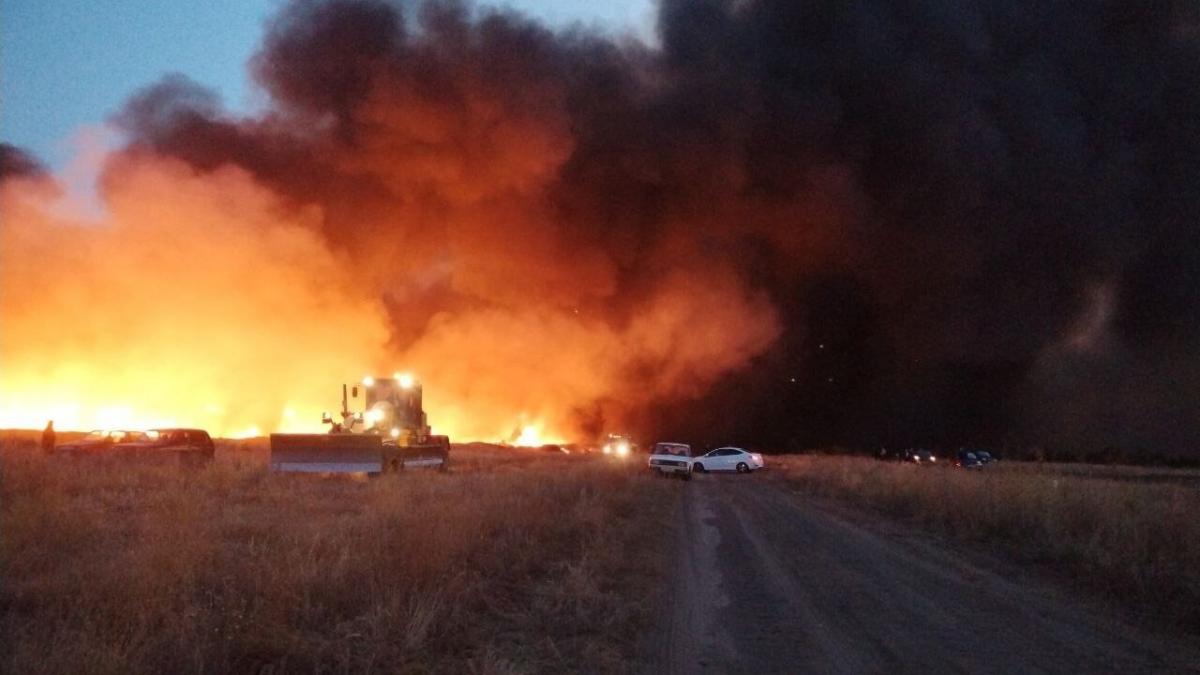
[644,474,1200,674]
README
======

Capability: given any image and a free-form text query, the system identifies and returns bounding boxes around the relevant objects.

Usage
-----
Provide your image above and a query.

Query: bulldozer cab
[362,377,430,439]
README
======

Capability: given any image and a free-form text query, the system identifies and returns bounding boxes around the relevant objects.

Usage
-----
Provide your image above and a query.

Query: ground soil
[643,472,1200,674]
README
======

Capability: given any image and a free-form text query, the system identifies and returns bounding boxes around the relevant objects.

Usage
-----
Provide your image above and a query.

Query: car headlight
[617,443,630,456]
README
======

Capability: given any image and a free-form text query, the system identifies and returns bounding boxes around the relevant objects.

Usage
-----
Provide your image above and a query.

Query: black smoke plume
[95,0,1200,456]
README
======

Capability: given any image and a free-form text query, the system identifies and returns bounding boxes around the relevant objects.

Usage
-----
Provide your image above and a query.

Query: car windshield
[654,444,691,457]
[115,432,148,443]
[83,431,107,441]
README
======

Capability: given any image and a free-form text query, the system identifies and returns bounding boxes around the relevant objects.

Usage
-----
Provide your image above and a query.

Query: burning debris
[4,1,1200,456]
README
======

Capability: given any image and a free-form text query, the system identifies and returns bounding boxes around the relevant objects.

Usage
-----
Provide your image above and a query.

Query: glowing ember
[229,426,262,440]
[511,423,566,448]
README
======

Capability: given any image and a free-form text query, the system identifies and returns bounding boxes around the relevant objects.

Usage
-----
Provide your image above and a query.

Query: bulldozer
[269,374,450,474]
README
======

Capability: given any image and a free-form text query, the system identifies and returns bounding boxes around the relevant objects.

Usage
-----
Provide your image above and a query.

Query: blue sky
[1,0,655,169]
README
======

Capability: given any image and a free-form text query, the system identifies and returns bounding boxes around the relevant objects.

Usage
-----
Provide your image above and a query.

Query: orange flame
[1,156,389,436]
[2,149,779,441]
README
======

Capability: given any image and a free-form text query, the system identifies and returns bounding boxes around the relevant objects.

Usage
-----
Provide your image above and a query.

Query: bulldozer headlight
[362,376,375,387]
[397,372,415,389]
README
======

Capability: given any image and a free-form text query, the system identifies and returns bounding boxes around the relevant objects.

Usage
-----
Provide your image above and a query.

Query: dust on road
[646,473,1199,674]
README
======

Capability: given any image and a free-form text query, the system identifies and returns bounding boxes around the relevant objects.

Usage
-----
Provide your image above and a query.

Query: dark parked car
[955,450,984,469]
[877,448,913,462]
[975,450,997,464]
[114,428,215,467]
[911,449,939,464]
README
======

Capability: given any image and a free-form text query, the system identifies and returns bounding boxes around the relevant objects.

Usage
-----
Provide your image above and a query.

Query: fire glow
[511,423,563,448]
[1,0,786,443]
[0,157,773,441]
[0,157,388,437]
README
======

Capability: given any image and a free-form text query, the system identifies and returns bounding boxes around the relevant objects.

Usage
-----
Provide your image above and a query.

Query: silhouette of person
[42,420,56,453]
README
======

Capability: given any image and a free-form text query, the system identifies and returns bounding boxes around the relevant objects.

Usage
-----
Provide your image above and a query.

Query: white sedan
[690,447,764,473]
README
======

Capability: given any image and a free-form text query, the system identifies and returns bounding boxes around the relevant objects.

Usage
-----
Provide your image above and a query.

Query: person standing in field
[41,420,55,453]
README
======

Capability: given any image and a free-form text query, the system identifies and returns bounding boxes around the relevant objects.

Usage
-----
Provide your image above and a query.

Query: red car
[55,430,149,455]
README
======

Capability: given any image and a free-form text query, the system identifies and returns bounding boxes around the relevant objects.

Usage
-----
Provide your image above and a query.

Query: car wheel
[180,450,206,471]
[736,462,750,473]
[693,463,705,473]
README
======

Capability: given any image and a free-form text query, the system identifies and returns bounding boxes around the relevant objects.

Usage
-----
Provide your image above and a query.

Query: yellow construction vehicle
[601,433,634,458]
[269,374,450,474]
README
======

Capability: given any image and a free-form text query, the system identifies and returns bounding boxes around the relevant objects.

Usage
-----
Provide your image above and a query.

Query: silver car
[648,442,693,479]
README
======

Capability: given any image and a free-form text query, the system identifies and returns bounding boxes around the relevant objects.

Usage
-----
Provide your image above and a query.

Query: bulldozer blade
[381,442,449,471]
[269,433,385,473]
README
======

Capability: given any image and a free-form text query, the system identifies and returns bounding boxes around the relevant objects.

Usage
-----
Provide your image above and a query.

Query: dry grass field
[772,455,1200,631]
[0,438,674,674]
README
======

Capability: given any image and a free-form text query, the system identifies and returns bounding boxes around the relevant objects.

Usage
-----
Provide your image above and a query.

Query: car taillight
[751,453,763,464]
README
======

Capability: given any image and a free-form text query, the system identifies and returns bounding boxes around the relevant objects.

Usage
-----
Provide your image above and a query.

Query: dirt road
[645,474,1199,674]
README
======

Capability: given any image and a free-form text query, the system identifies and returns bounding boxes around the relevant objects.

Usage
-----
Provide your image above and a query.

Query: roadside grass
[0,438,672,674]
[772,455,1200,631]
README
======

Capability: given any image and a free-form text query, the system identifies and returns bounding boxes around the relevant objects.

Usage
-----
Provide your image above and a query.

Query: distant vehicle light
[616,443,630,456]
[602,444,612,454]
[390,428,400,438]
